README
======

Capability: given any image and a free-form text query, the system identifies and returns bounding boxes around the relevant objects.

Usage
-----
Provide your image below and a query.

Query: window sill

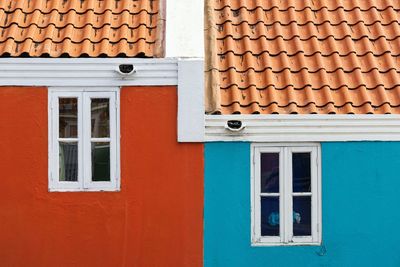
[48,188,120,192]
[251,241,321,247]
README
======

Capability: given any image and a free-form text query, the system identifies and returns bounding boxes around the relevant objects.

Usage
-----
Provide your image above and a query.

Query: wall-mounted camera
[225,120,246,132]
[116,64,136,77]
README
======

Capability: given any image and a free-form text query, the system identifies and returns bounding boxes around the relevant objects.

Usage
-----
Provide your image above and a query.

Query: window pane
[261,153,279,193]
[59,142,78,182]
[91,99,110,138]
[261,197,280,236]
[293,153,311,192]
[92,142,110,182]
[59,98,78,138]
[293,196,312,236]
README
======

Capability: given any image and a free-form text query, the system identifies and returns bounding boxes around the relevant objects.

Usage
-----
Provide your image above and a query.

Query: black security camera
[225,120,245,132]
[227,120,242,129]
[119,64,135,74]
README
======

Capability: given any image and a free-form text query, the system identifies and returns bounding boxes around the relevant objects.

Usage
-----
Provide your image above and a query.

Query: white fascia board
[0,58,178,86]
[166,0,204,58]
[205,114,400,142]
[177,58,204,142]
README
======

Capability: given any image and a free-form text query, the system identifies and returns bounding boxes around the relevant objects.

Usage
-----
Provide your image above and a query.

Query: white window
[251,143,321,246]
[48,89,120,192]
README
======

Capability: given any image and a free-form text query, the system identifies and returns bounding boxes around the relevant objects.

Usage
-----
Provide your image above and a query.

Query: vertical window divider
[286,147,294,243]
[77,93,84,190]
[83,93,91,190]
[279,147,285,243]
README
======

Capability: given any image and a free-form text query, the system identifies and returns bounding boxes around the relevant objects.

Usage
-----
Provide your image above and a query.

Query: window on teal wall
[251,144,321,246]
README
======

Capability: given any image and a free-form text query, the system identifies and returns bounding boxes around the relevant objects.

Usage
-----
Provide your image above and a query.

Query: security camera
[225,120,246,132]
[116,64,136,76]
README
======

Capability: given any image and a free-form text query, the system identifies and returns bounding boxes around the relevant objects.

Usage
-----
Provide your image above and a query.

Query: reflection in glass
[261,197,280,236]
[293,153,311,192]
[261,153,279,193]
[92,142,110,182]
[59,98,78,138]
[293,196,312,236]
[91,99,110,138]
[59,142,78,181]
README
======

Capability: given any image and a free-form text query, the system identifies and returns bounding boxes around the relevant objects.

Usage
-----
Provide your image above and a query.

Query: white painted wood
[253,147,282,244]
[177,59,205,142]
[83,92,118,191]
[251,143,321,246]
[0,58,178,86]
[206,115,400,142]
[48,88,120,192]
[166,0,204,57]
[49,91,83,191]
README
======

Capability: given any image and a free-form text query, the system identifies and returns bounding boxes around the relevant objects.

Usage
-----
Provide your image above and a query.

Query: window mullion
[286,147,294,243]
[82,93,91,189]
[280,147,287,243]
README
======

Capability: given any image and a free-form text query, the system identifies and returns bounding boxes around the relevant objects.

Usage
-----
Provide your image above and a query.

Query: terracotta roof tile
[0,0,163,57]
[206,0,400,114]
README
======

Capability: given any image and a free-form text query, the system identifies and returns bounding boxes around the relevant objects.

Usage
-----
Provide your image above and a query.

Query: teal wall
[204,142,400,267]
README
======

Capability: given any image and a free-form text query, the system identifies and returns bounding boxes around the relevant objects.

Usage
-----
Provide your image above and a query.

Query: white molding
[0,58,178,87]
[177,59,205,142]
[206,115,400,142]
[166,0,204,57]
[48,88,120,192]
[251,143,321,246]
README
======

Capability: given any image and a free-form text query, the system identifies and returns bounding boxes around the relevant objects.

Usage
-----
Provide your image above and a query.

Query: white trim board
[178,59,204,142]
[0,58,205,143]
[205,115,400,142]
[0,58,178,86]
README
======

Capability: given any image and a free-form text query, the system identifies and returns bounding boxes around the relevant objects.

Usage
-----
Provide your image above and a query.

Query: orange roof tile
[205,0,400,114]
[0,0,164,57]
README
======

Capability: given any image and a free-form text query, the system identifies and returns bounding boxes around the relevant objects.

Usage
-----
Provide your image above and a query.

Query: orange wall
[0,86,203,267]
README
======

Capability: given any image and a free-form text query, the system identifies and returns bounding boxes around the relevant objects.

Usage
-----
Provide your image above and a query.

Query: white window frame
[48,87,120,192]
[251,143,321,246]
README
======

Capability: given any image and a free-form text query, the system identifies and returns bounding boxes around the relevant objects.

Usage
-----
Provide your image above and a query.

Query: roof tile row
[214,0,400,12]
[2,0,159,14]
[0,0,162,57]
[206,0,400,114]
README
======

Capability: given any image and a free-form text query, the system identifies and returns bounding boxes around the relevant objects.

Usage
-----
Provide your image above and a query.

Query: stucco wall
[0,86,203,267]
[205,142,400,267]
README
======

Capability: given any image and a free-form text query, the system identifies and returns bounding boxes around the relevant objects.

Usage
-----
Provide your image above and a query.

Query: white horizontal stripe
[205,114,400,142]
[0,58,178,86]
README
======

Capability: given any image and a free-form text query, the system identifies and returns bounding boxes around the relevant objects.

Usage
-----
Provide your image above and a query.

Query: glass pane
[91,99,110,138]
[261,153,279,193]
[261,197,280,236]
[92,142,110,182]
[293,153,311,192]
[59,142,78,182]
[59,98,78,138]
[293,196,312,236]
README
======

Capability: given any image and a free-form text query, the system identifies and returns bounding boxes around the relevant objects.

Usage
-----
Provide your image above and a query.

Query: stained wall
[0,86,203,267]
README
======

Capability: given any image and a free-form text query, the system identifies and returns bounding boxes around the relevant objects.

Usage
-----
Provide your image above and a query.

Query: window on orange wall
[251,143,321,246]
[48,88,120,192]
